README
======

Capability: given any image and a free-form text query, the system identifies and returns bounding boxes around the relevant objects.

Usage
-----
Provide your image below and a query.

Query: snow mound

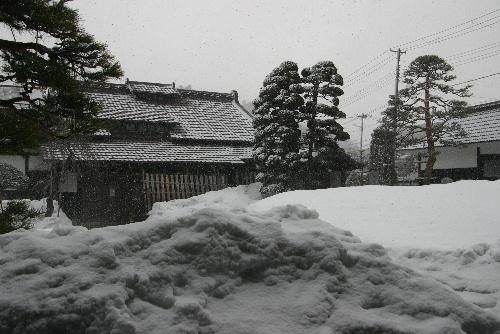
[249,180,500,249]
[1,201,499,333]
[31,199,73,232]
[148,183,262,219]
[390,240,500,316]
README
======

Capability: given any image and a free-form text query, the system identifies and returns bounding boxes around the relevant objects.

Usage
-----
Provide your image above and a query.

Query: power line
[446,40,500,60]
[343,8,500,93]
[344,51,390,79]
[398,46,500,74]
[343,74,395,104]
[405,16,500,51]
[397,8,500,48]
[343,81,393,107]
[451,50,500,66]
[344,55,394,85]
[339,117,359,126]
[452,72,500,86]
[340,9,500,116]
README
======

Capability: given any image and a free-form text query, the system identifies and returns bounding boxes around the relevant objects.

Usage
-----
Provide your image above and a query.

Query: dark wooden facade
[57,161,255,227]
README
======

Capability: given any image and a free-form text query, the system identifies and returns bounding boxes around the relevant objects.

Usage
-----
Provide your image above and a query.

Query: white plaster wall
[404,140,500,171]
[28,155,50,171]
[433,145,477,170]
[0,155,26,174]
[479,141,500,154]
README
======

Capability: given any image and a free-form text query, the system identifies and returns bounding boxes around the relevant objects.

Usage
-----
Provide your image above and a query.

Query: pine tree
[300,61,352,189]
[253,61,304,197]
[398,55,471,184]
[0,0,123,152]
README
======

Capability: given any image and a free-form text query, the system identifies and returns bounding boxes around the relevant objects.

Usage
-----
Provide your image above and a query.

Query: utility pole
[390,48,406,101]
[388,47,406,185]
[357,113,368,166]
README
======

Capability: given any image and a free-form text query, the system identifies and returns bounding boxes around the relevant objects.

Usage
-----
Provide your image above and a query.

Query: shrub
[0,200,44,234]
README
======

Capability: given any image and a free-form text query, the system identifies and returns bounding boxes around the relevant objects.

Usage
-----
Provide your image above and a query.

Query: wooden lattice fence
[143,169,255,210]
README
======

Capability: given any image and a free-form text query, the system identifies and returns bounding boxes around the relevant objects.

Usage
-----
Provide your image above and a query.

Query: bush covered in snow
[0,163,27,192]
[0,200,43,234]
[1,187,499,333]
[345,169,368,187]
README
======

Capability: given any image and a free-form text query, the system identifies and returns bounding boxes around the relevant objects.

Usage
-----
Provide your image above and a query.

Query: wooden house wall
[60,161,255,227]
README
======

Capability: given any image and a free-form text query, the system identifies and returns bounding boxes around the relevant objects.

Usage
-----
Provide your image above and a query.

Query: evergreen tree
[0,0,123,152]
[253,61,355,195]
[300,61,352,189]
[0,162,28,212]
[368,97,399,185]
[368,124,398,185]
[253,61,303,197]
[398,55,471,184]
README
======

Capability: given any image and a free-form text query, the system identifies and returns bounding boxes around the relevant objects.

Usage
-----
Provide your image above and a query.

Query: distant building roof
[41,140,252,164]
[403,100,500,150]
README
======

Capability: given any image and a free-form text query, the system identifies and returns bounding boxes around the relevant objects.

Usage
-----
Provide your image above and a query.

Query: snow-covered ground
[1,182,500,333]
[251,181,500,317]
[250,180,500,250]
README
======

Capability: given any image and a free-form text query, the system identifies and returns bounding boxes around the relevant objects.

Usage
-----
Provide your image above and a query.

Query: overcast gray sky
[57,1,500,147]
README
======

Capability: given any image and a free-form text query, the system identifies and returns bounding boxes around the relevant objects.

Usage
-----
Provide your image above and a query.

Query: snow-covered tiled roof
[0,85,22,100]
[89,91,179,124]
[41,141,252,164]
[444,101,500,144]
[85,81,254,144]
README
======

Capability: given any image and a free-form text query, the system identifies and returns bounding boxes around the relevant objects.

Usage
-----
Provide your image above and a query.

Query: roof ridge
[177,89,234,100]
[469,99,500,112]
[82,81,127,94]
[127,79,175,87]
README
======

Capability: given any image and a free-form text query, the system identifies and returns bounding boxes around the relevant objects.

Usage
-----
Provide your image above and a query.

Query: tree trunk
[45,197,54,217]
[423,74,435,185]
[308,84,319,159]
[45,163,56,217]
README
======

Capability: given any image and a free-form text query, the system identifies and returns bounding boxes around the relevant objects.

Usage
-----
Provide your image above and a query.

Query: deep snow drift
[251,181,500,317]
[250,180,500,249]
[1,184,500,333]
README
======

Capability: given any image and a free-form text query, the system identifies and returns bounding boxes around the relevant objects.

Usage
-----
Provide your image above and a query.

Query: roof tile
[442,102,500,144]
[41,140,252,164]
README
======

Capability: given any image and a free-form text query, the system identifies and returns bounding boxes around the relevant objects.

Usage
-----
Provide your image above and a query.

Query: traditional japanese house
[41,80,255,227]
